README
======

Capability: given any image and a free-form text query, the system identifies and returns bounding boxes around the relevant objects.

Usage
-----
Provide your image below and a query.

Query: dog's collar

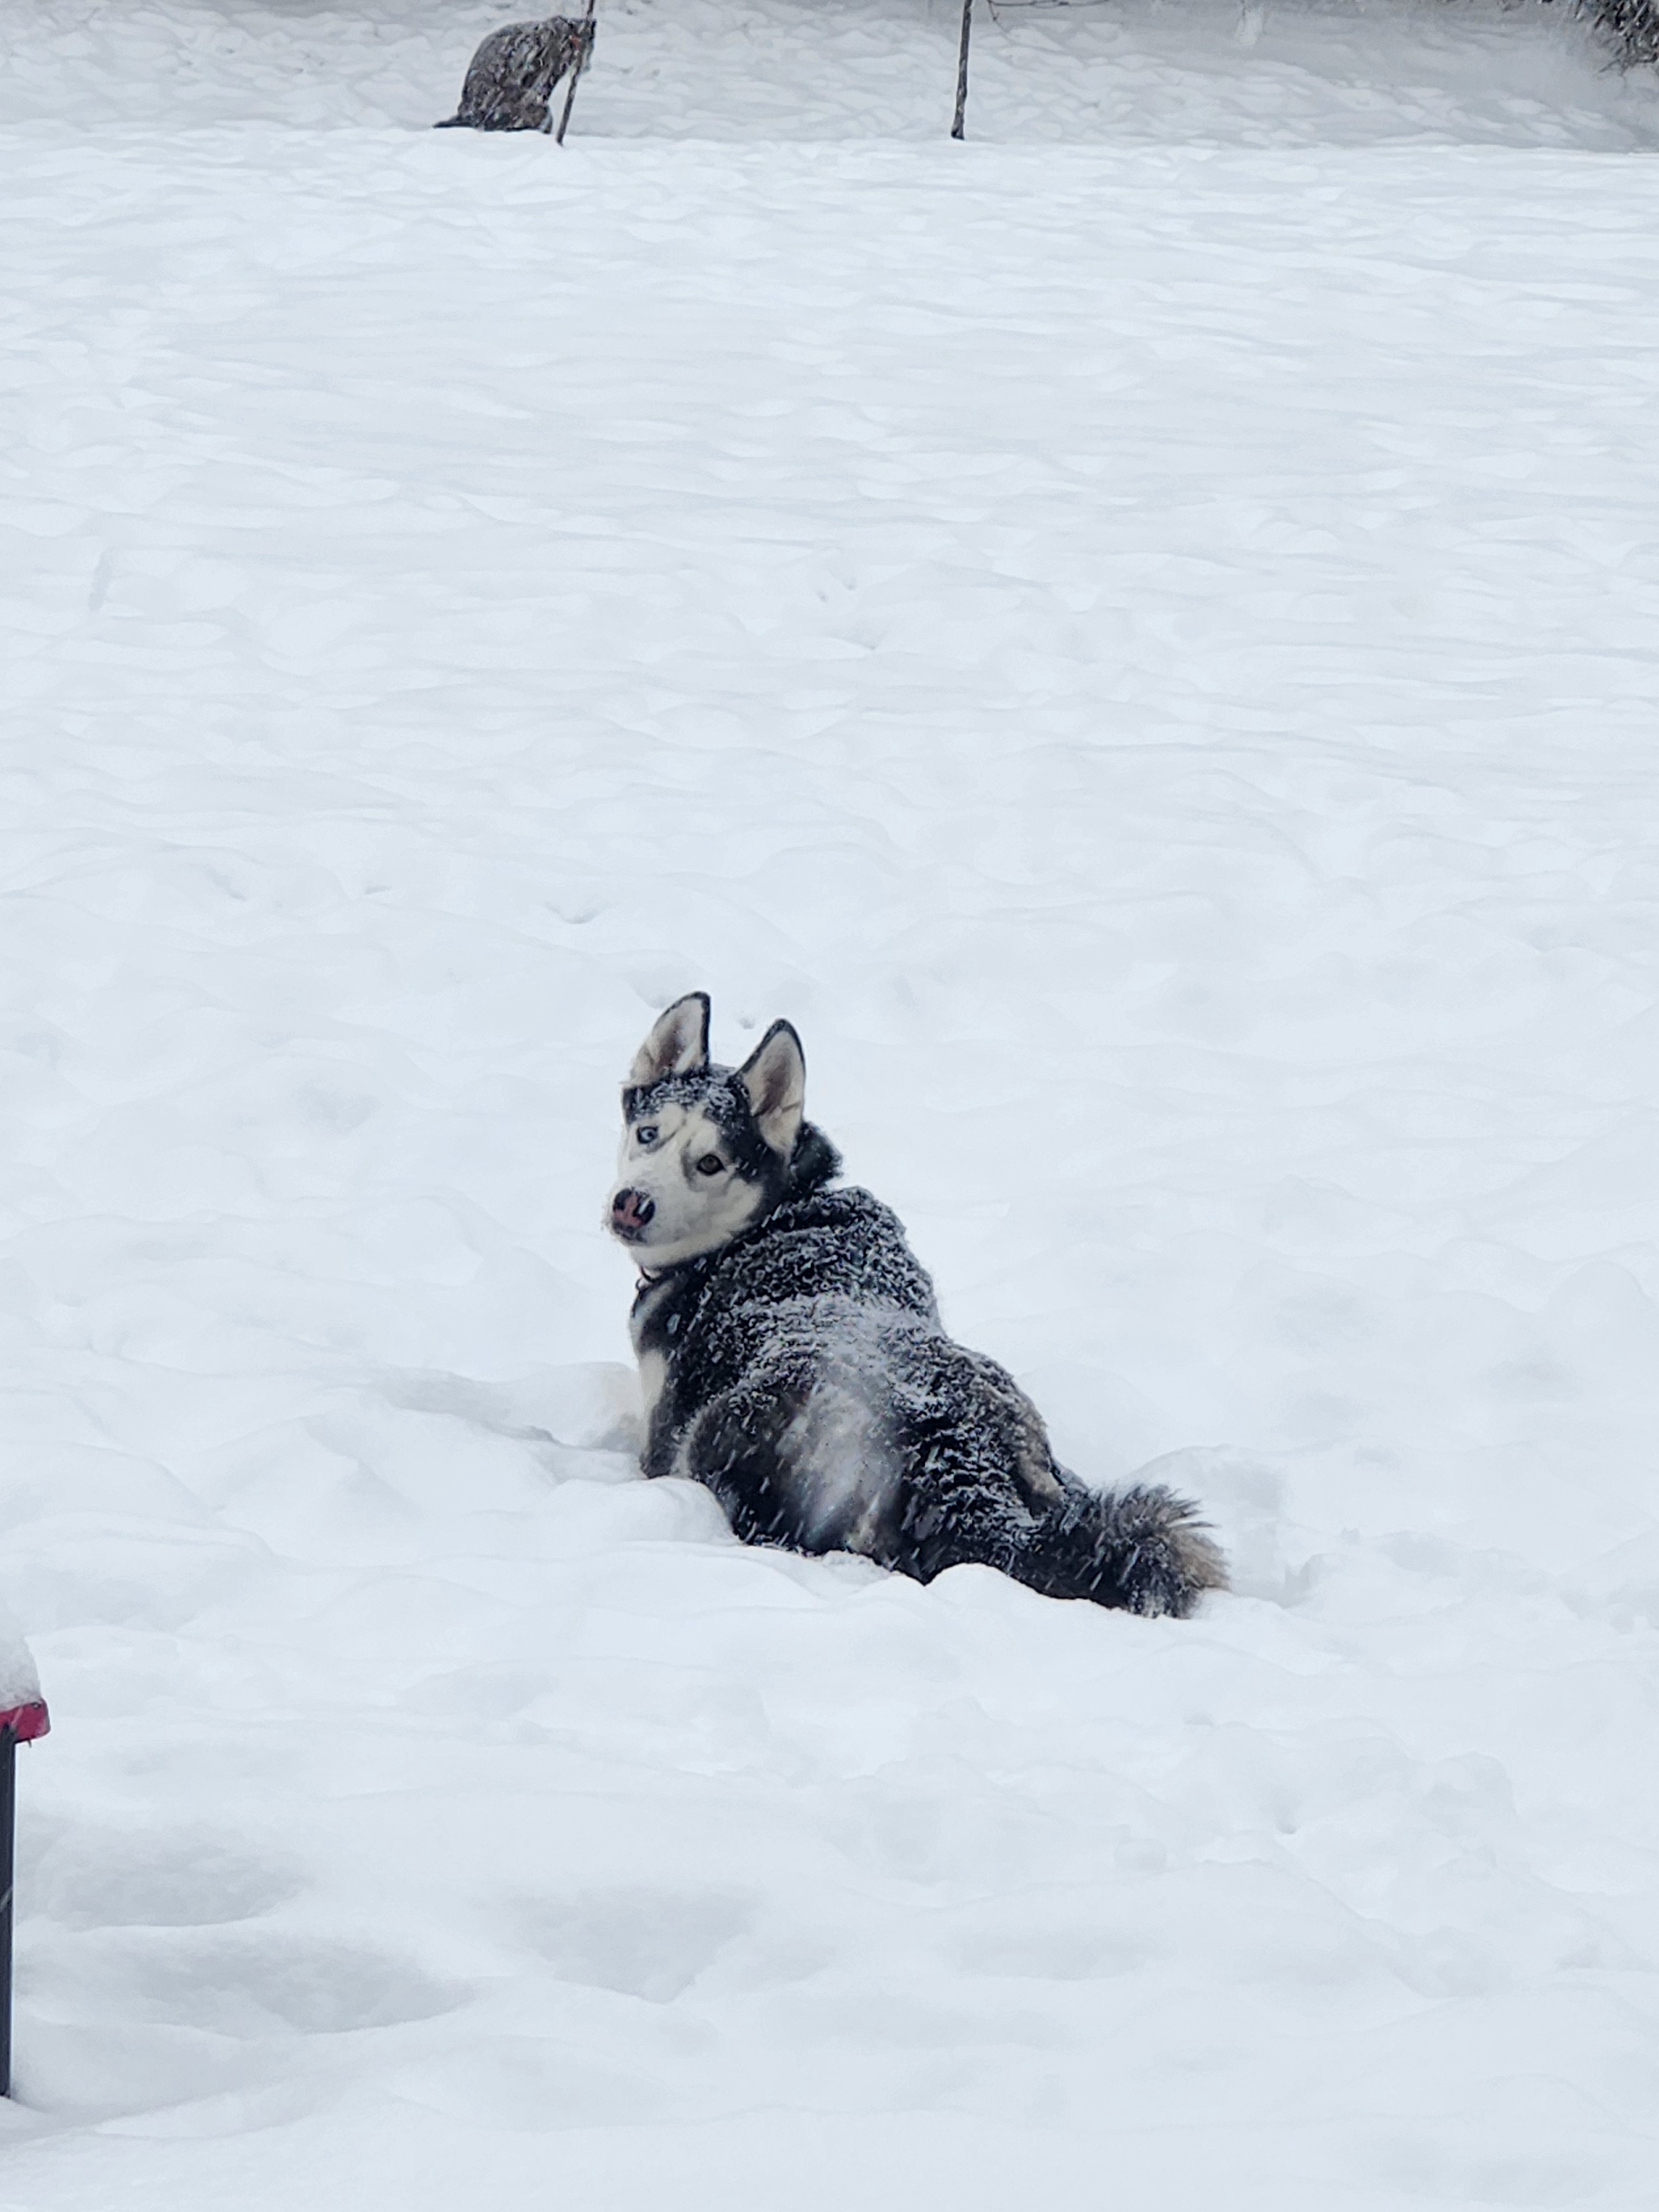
[635,1250,715,1291]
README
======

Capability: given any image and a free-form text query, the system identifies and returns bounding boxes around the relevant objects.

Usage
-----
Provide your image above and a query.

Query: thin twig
[951,0,974,137]
[555,0,599,145]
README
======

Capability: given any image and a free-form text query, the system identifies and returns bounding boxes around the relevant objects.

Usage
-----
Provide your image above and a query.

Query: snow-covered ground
[4,1,1659,2205]
[7,0,1659,143]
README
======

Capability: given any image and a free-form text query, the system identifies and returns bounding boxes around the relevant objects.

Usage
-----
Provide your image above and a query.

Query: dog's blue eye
[637,1126,658,1145]
[696,1154,724,1176]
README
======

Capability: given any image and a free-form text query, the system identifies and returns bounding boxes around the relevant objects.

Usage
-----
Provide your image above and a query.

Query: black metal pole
[554,0,598,145]
[951,0,973,139]
[1,1730,15,2100]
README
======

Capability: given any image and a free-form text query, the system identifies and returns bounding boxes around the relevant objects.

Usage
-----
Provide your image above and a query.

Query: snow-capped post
[0,1601,49,2101]
[554,0,598,144]
[950,0,973,139]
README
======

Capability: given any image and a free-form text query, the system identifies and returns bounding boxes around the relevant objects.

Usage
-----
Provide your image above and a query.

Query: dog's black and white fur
[606,995,1225,1617]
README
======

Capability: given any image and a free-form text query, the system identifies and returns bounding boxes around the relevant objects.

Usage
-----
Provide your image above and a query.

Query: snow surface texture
[4,0,1659,2205]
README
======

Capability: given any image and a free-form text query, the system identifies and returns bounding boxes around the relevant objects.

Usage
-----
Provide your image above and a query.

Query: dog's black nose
[612,1188,655,1234]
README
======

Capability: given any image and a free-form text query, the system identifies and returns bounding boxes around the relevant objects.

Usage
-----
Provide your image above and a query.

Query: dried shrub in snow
[435,17,594,133]
[1594,0,1659,63]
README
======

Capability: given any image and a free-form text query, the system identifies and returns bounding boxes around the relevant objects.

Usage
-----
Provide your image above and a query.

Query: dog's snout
[611,1187,655,1235]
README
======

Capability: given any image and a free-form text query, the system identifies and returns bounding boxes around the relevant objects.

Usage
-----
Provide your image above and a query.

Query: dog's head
[605,993,825,1269]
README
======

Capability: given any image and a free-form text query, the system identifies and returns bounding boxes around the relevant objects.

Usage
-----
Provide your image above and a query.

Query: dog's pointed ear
[628,993,711,1085]
[736,1020,806,1157]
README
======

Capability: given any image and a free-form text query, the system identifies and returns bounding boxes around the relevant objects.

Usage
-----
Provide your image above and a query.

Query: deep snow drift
[3,1,1659,2206]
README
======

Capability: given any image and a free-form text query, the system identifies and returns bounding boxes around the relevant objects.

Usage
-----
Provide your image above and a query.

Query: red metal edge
[0,1702,48,1743]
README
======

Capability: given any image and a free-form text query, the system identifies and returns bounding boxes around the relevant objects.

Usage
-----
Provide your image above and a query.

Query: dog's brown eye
[636,1126,658,1146]
[696,1154,724,1176]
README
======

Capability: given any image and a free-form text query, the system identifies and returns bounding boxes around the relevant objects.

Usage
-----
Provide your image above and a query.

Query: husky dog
[435,18,593,133]
[604,995,1225,1618]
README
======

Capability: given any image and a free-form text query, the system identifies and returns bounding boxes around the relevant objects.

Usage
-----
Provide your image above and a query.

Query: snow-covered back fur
[608,995,1226,1618]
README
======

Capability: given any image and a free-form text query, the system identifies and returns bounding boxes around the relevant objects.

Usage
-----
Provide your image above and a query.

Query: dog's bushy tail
[1016,1481,1227,1618]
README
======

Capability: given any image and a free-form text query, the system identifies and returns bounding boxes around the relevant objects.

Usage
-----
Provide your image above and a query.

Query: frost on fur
[1020,1483,1229,1618]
